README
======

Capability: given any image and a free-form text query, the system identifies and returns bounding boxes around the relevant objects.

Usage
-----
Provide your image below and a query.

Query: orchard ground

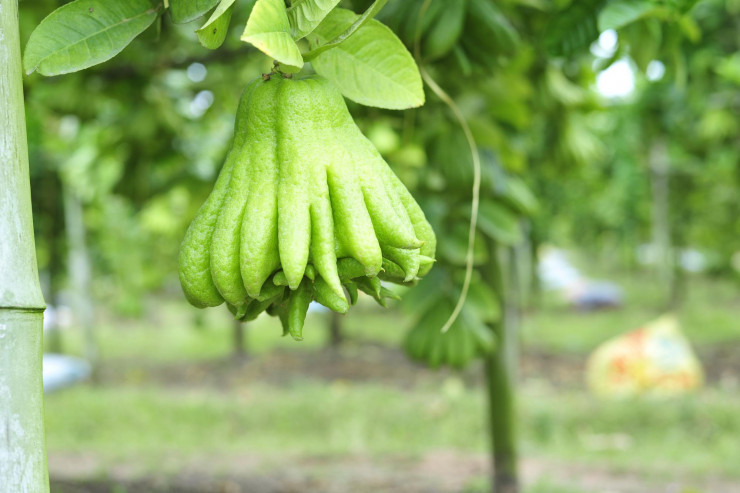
[45,264,740,493]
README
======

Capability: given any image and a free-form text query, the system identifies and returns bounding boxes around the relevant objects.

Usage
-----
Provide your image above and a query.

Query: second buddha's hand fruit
[179,74,436,339]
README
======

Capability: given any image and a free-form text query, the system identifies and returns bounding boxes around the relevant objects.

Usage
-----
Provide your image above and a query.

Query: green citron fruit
[178,74,436,338]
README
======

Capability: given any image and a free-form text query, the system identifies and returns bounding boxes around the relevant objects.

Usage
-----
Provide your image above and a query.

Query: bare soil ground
[50,452,740,493]
[95,340,740,391]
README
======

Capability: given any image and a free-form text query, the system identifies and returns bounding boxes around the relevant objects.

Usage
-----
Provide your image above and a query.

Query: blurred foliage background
[15,0,740,492]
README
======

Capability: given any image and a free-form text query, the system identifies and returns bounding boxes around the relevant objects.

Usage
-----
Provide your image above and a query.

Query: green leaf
[23,0,161,76]
[241,0,304,69]
[303,0,388,61]
[677,14,701,43]
[716,53,740,85]
[465,280,500,324]
[309,9,424,109]
[170,0,220,24]
[422,0,467,60]
[500,176,539,217]
[439,223,488,266]
[476,200,522,246]
[196,0,235,49]
[287,0,342,39]
[465,0,519,56]
[544,0,604,57]
[598,0,658,31]
[399,267,448,316]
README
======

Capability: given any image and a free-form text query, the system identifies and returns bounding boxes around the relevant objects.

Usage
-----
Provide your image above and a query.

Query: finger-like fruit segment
[178,74,437,340]
[178,157,235,308]
[337,257,366,281]
[210,147,251,306]
[287,278,312,341]
[313,276,349,314]
[340,127,422,250]
[344,281,358,306]
[273,270,288,286]
[376,157,437,269]
[256,280,284,302]
[355,276,382,299]
[383,245,421,281]
[178,81,259,308]
[379,258,407,282]
[240,81,281,298]
[276,82,312,290]
[327,160,383,276]
[309,167,344,300]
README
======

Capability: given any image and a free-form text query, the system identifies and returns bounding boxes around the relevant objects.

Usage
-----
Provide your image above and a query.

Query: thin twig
[414,0,481,333]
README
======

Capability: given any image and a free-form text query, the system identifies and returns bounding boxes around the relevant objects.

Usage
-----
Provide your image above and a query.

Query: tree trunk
[527,220,542,310]
[0,0,51,490]
[232,318,246,360]
[482,241,518,493]
[328,311,343,347]
[650,140,673,310]
[513,221,532,312]
[669,212,687,311]
[62,184,98,380]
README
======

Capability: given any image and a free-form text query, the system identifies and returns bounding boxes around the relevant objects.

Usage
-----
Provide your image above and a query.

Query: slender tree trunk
[482,241,518,493]
[44,176,65,354]
[669,209,688,311]
[44,232,64,354]
[650,141,673,310]
[514,221,532,311]
[670,249,686,310]
[527,221,542,310]
[62,184,98,380]
[232,318,246,359]
[328,311,343,347]
[0,0,51,490]
[507,242,524,342]
[44,313,64,354]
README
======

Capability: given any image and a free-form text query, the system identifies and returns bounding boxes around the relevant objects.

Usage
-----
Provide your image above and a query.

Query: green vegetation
[45,271,740,491]
[46,379,740,478]
[4,0,738,491]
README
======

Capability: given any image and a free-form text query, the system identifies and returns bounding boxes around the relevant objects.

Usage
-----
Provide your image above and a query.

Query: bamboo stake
[0,0,50,490]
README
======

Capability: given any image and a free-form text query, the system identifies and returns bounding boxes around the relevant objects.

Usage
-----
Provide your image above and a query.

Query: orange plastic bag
[587,314,703,397]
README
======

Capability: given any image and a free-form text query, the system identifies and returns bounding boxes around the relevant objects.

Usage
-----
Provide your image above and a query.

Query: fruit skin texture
[178,74,436,338]
[178,79,260,308]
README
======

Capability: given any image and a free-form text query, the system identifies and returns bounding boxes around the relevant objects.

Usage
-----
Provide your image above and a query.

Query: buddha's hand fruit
[178,74,436,339]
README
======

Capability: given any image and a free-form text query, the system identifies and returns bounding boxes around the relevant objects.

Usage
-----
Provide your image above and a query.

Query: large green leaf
[438,223,488,266]
[303,0,388,61]
[23,0,161,76]
[598,0,659,31]
[196,0,235,49]
[465,0,519,56]
[544,0,604,56]
[716,53,740,85]
[399,267,449,316]
[500,176,539,217]
[241,0,303,69]
[287,0,341,39]
[170,0,220,24]
[464,279,500,324]
[422,0,467,60]
[476,200,522,246]
[309,9,424,109]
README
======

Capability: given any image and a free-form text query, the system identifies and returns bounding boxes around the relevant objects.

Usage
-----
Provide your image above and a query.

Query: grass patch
[43,271,740,486]
[46,380,740,478]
